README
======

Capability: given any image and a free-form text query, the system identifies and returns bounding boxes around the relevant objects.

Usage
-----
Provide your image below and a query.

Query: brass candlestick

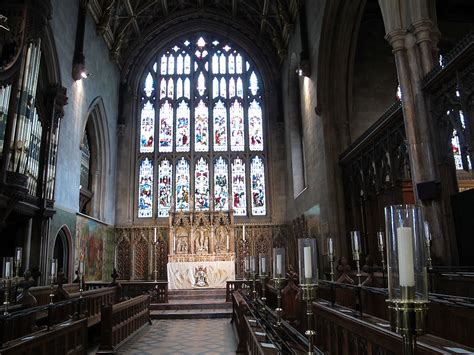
[328,254,335,282]
[274,278,285,326]
[3,278,11,315]
[388,297,428,355]
[251,272,257,302]
[259,274,267,313]
[152,240,158,282]
[49,275,56,304]
[353,252,362,286]
[302,284,316,355]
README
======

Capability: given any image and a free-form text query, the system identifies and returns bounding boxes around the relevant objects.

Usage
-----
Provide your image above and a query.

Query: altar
[167,209,237,289]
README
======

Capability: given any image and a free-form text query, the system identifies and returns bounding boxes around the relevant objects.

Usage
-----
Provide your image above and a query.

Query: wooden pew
[98,295,151,354]
[0,318,87,355]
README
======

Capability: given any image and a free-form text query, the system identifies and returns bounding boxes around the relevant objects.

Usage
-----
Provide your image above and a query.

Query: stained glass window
[158,159,173,217]
[251,156,266,215]
[140,102,154,153]
[195,158,210,211]
[138,158,153,218]
[175,158,190,210]
[232,158,247,216]
[137,34,268,218]
[214,157,229,211]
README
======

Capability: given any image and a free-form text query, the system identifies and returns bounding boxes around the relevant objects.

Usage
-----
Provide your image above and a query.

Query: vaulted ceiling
[88,0,300,72]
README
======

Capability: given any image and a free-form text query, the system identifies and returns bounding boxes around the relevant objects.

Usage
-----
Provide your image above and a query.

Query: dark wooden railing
[226,279,246,302]
[29,283,80,306]
[87,280,168,303]
[0,318,87,355]
[98,295,151,354]
[69,286,118,327]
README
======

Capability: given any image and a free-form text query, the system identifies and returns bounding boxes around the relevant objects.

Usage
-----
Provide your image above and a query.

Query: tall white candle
[352,232,360,252]
[173,235,176,252]
[397,227,415,287]
[79,261,84,274]
[377,232,384,248]
[16,248,22,262]
[243,225,246,241]
[276,254,282,275]
[423,221,431,242]
[51,260,57,277]
[226,234,229,251]
[328,238,334,255]
[261,257,266,274]
[244,258,249,271]
[5,261,11,278]
[304,246,312,279]
[154,227,157,243]
[250,256,255,273]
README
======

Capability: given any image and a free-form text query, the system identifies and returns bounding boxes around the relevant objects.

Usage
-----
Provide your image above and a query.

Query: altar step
[150,288,231,319]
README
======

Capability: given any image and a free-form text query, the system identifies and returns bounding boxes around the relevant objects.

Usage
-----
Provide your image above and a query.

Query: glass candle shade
[423,221,432,244]
[259,253,267,276]
[250,256,256,274]
[244,256,250,273]
[50,258,58,278]
[79,260,85,275]
[327,237,334,256]
[273,247,286,279]
[15,247,23,264]
[350,231,361,259]
[385,204,428,301]
[2,257,13,279]
[298,238,318,285]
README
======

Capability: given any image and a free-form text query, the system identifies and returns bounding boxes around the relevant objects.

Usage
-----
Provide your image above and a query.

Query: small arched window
[137,34,267,219]
[79,130,92,215]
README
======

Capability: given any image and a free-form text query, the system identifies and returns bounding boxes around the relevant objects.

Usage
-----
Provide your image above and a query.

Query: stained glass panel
[177,78,183,98]
[251,156,266,215]
[144,72,153,97]
[249,72,259,95]
[195,100,209,152]
[249,100,263,151]
[195,157,210,211]
[212,54,219,74]
[214,157,229,211]
[228,54,235,74]
[160,78,166,99]
[230,100,244,151]
[176,101,190,152]
[168,55,175,75]
[177,54,184,74]
[160,55,167,74]
[138,158,153,218]
[184,78,191,98]
[158,159,172,217]
[213,78,219,98]
[184,54,191,74]
[237,78,243,98]
[220,78,227,98]
[220,54,226,74]
[236,54,243,74]
[167,78,174,98]
[232,158,246,216]
[175,158,190,210]
[140,102,154,153]
[213,100,227,151]
[197,72,206,96]
[159,100,173,152]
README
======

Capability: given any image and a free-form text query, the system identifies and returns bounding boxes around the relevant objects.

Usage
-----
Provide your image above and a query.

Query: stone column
[383,14,457,264]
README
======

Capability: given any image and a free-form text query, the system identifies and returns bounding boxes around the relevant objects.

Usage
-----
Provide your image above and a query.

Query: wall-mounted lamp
[297,51,311,77]
[72,54,89,81]
[72,0,89,81]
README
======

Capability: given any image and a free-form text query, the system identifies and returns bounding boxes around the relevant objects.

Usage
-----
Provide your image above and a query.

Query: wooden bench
[0,318,87,355]
[98,295,151,354]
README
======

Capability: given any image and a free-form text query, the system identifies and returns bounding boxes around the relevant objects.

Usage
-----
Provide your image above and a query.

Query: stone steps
[150,288,231,319]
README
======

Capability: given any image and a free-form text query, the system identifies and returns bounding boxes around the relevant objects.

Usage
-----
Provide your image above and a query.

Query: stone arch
[51,225,74,282]
[79,97,111,221]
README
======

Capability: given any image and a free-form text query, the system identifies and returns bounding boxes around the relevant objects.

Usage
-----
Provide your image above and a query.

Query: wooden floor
[117,318,238,354]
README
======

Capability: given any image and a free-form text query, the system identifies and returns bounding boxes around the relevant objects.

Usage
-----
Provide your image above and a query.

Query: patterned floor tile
[118,319,237,355]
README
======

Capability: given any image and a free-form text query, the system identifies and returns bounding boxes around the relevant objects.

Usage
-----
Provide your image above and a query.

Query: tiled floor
[118,319,238,355]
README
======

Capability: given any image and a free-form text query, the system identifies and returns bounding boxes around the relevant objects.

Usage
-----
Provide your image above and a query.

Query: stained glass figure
[144,72,153,97]
[232,158,246,216]
[251,156,266,215]
[160,78,166,99]
[158,159,173,217]
[213,100,227,151]
[249,72,259,96]
[140,102,154,153]
[195,158,210,211]
[176,101,190,152]
[195,100,209,152]
[214,157,229,211]
[249,100,263,151]
[138,158,153,218]
[197,72,206,96]
[230,100,244,151]
[175,158,190,210]
[159,100,173,152]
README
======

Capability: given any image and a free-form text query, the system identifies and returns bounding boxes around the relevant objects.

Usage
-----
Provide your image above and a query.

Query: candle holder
[78,260,85,298]
[49,258,58,305]
[272,247,286,326]
[250,256,257,302]
[350,231,362,286]
[2,257,13,315]
[152,240,158,282]
[385,205,429,355]
[259,253,268,314]
[298,238,318,355]
[327,238,335,282]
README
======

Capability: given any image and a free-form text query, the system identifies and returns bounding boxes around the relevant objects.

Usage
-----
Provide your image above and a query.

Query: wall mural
[75,214,114,281]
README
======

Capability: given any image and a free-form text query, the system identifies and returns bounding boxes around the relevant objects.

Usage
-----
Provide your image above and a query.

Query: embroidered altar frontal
[167,260,235,289]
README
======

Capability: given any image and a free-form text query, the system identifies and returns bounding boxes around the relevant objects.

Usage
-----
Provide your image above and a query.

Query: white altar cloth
[167,261,235,289]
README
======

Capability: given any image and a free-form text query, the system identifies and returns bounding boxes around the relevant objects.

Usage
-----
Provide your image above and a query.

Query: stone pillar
[381,2,457,264]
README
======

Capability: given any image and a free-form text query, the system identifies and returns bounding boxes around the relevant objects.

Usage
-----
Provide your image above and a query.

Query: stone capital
[385,29,407,53]
[410,19,435,45]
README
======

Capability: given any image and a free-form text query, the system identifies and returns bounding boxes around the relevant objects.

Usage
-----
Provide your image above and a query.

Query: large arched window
[137,34,267,218]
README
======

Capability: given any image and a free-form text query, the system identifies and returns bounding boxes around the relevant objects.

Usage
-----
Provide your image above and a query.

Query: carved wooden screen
[155,229,168,279]
[134,238,149,279]
[117,238,131,279]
